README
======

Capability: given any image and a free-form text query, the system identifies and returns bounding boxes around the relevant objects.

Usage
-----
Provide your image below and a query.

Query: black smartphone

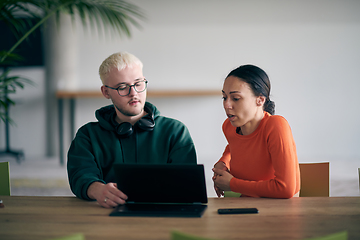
[217,208,259,214]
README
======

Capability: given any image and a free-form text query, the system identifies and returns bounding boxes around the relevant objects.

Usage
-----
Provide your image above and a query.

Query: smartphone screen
[217,208,259,214]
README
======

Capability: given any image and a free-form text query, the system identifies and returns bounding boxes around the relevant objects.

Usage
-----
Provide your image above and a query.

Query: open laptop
[109,163,208,218]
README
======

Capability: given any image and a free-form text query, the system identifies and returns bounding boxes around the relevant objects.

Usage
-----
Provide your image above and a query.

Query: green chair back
[0,162,10,196]
[49,233,85,240]
[223,191,241,198]
[171,231,221,240]
[303,231,347,240]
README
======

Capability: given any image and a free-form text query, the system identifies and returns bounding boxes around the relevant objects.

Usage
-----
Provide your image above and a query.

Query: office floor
[1,156,360,197]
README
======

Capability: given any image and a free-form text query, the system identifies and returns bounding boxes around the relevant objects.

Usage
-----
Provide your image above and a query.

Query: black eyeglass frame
[105,79,148,96]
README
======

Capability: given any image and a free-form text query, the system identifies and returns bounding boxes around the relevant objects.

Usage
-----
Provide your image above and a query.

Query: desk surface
[1,196,359,240]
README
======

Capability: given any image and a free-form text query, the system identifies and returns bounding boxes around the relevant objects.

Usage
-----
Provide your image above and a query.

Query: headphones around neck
[115,105,155,138]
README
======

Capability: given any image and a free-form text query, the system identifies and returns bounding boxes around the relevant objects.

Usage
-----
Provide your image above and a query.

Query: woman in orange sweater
[212,65,300,198]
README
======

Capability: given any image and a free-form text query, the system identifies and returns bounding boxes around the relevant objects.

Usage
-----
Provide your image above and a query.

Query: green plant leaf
[1,0,145,63]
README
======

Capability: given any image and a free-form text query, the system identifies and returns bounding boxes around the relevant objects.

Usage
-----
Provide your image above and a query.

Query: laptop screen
[113,164,208,204]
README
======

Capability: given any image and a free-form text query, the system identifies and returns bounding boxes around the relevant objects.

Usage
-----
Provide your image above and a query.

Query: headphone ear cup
[116,122,133,138]
[136,105,155,131]
[136,116,155,131]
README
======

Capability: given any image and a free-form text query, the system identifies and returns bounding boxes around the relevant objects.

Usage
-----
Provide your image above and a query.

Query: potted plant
[0,0,144,160]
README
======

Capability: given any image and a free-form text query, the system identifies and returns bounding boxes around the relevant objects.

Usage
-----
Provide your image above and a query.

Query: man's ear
[101,85,111,99]
[256,96,266,106]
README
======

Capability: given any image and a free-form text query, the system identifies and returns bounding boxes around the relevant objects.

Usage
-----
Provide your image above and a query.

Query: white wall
[1,0,359,196]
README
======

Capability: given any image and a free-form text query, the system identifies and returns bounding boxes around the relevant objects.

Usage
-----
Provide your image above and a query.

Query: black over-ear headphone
[115,105,155,138]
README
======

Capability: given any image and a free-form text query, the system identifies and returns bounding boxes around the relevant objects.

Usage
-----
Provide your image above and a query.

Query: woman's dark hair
[226,64,275,115]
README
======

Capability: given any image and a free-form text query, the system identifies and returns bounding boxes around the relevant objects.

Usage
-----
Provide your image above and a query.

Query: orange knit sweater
[217,112,300,198]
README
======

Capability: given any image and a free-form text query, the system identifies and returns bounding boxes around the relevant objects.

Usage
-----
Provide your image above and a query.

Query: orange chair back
[299,162,329,197]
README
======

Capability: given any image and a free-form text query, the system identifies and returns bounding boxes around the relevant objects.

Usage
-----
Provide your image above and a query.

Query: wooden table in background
[1,196,359,240]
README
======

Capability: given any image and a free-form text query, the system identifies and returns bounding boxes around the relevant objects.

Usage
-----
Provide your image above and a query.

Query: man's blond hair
[99,52,143,83]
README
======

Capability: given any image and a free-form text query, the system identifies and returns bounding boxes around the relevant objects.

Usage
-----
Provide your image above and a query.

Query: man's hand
[212,167,233,197]
[87,182,128,208]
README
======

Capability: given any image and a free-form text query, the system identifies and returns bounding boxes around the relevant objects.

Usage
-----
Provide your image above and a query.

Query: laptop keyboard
[110,203,207,217]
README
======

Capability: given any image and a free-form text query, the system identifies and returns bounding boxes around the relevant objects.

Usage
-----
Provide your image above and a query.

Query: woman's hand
[212,162,230,197]
[87,182,128,208]
[212,167,233,197]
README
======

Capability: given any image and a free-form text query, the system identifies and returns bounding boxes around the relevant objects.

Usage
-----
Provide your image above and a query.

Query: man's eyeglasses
[105,79,148,96]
